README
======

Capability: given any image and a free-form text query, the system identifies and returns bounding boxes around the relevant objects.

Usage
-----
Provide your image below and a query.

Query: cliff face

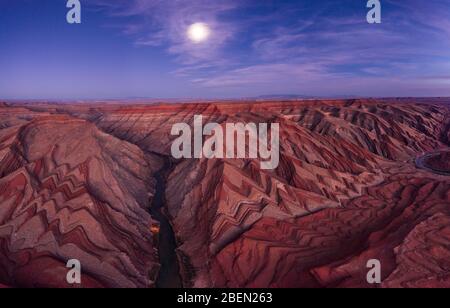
[160,100,450,288]
[0,99,449,288]
[0,107,160,288]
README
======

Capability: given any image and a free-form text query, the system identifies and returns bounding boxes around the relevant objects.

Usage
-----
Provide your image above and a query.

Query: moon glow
[187,23,210,43]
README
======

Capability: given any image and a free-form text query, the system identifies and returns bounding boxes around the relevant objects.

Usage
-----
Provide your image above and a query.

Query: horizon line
[3,95,450,104]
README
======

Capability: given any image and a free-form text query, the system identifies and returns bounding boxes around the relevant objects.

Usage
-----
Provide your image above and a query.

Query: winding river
[149,157,183,288]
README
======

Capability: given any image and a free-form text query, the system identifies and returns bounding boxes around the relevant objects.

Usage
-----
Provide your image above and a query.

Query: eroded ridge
[1,99,449,288]
[0,109,160,287]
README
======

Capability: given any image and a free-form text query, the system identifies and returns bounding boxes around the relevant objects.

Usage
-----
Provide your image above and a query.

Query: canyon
[0,98,449,288]
[171,115,280,169]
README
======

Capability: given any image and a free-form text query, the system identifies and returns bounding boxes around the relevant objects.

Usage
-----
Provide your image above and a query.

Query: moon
[187,23,210,43]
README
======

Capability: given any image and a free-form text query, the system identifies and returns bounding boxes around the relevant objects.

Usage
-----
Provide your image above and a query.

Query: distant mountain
[252,94,316,100]
[250,94,364,100]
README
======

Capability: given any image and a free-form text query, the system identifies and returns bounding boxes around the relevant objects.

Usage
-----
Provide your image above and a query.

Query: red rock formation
[159,100,450,288]
[0,99,449,288]
[0,112,160,288]
[382,212,450,288]
[210,164,450,288]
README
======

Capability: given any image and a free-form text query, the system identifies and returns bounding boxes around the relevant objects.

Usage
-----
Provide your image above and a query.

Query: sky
[1,0,450,100]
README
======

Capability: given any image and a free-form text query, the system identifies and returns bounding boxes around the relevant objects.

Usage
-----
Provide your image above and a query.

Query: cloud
[193,62,450,97]
[91,0,239,66]
[89,0,450,96]
[192,63,327,87]
[386,0,450,38]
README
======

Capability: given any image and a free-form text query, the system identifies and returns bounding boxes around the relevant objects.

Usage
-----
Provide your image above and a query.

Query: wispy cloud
[89,0,450,96]
[91,0,239,66]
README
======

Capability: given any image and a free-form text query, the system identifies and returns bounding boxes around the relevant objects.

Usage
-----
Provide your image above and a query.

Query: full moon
[187,23,210,43]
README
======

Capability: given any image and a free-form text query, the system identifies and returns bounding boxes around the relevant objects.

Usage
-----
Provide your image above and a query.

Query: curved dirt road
[415,150,450,176]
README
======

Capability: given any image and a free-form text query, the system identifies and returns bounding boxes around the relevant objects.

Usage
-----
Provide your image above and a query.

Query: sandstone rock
[1,99,449,288]
[0,113,160,288]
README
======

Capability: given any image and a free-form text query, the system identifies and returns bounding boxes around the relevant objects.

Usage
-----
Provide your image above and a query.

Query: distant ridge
[253,94,316,100]
[250,94,362,100]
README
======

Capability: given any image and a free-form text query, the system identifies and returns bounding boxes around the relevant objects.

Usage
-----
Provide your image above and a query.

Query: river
[149,157,183,288]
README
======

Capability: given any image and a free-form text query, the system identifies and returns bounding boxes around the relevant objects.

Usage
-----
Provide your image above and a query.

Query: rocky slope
[0,105,160,287]
[161,100,450,287]
[0,99,449,288]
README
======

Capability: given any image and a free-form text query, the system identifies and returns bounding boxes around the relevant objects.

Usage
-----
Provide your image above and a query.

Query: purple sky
[1,0,450,99]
